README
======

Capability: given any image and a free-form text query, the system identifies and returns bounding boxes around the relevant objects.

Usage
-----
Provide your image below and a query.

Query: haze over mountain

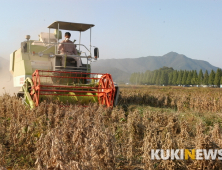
[91,52,220,83]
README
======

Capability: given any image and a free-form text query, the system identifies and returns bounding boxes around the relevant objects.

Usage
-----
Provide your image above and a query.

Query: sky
[0,0,222,67]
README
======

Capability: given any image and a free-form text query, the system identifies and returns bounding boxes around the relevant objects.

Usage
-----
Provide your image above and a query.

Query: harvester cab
[10,21,119,108]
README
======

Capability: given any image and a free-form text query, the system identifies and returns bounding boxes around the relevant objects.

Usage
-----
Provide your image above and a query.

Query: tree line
[129,66,222,86]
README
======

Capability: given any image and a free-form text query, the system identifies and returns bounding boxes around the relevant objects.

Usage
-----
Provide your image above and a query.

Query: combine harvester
[9,21,119,108]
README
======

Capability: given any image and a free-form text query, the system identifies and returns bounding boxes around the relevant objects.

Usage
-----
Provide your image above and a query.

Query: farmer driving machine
[10,21,119,108]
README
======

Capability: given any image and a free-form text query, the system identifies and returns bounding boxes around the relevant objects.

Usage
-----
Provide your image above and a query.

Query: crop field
[1,85,222,170]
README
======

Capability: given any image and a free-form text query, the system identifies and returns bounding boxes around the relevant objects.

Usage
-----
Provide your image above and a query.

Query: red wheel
[97,74,116,107]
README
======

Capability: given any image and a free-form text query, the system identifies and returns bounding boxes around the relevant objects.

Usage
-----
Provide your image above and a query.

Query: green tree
[214,68,221,87]
[145,71,151,84]
[220,76,222,86]
[198,69,204,85]
[134,73,139,85]
[152,71,158,84]
[177,70,183,85]
[129,73,136,84]
[203,70,209,85]
[209,70,215,85]
[160,71,168,85]
[186,71,193,85]
[172,70,178,85]
[155,71,161,85]
[191,70,198,85]
[149,72,154,85]
[182,71,188,85]
[139,73,145,84]
[168,72,173,85]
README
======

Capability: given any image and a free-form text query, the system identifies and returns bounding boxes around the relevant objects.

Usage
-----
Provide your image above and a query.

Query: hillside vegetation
[130,66,222,86]
[1,86,222,169]
[92,52,219,83]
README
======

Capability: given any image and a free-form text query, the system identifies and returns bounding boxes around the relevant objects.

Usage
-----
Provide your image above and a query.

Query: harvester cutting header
[10,21,119,108]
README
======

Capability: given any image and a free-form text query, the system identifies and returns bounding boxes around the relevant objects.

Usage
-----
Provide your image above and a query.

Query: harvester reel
[22,71,41,108]
[98,74,116,107]
[22,77,36,109]
[22,70,117,108]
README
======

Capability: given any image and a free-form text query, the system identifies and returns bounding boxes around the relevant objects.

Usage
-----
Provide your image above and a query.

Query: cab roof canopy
[48,21,95,32]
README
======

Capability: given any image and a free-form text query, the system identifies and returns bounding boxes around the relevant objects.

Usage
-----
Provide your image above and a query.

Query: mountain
[91,52,219,83]
[92,66,130,83]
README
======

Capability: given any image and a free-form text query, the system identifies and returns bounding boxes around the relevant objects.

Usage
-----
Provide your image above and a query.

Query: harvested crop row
[119,85,222,113]
[0,85,222,169]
